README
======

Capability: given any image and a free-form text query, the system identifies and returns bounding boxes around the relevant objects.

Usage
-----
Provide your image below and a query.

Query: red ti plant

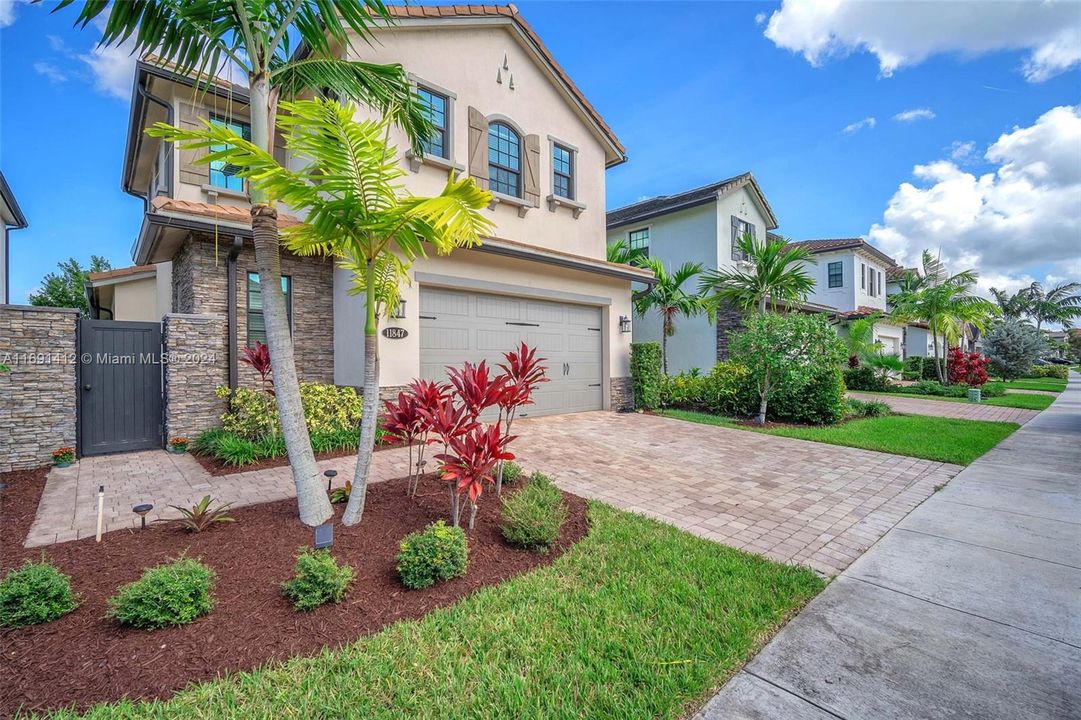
[405,379,451,492]
[417,394,479,525]
[446,360,508,418]
[947,347,990,388]
[494,343,548,494]
[382,392,424,497]
[436,423,516,530]
[241,341,274,395]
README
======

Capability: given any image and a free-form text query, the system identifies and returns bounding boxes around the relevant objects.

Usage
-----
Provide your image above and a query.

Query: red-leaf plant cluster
[380,343,548,529]
[947,346,990,388]
[240,340,275,395]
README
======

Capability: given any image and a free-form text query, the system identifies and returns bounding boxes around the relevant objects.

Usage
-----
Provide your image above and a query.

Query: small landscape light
[619,315,632,333]
[133,503,153,530]
[314,523,334,550]
[324,469,337,491]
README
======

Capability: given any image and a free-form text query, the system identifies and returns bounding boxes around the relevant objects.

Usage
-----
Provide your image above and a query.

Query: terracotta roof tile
[151,196,301,228]
[786,238,898,267]
[87,265,156,282]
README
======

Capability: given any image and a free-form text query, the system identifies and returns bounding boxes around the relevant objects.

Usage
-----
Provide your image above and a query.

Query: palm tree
[154,98,493,525]
[633,259,712,374]
[1025,281,1081,331]
[606,239,647,267]
[59,0,431,527]
[842,315,880,367]
[699,233,816,314]
[989,287,1031,321]
[889,253,997,383]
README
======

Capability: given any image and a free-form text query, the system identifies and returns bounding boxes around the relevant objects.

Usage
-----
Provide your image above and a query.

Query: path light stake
[133,503,153,530]
[95,485,105,542]
[324,469,337,492]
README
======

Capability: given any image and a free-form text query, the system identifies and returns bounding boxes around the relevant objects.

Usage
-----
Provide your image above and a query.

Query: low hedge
[843,366,888,392]
[191,426,360,467]
[630,342,663,411]
[1025,365,1068,379]
[214,382,363,440]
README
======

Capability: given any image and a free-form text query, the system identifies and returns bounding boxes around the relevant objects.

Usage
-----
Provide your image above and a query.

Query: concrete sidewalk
[700,372,1081,719]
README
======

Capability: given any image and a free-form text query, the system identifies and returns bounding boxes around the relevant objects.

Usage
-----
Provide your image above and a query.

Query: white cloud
[842,116,876,134]
[0,0,24,29]
[893,108,935,122]
[868,105,1081,293]
[80,44,137,101]
[755,12,767,26]
[948,140,978,164]
[763,0,1081,82]
[33,61,67,83]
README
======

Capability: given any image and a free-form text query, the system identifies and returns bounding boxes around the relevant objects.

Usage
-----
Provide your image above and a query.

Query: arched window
[488,121,521,197]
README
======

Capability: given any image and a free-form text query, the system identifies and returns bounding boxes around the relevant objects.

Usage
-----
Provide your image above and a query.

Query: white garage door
[419,287,603,417]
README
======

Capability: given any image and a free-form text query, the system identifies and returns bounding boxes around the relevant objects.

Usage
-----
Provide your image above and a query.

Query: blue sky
[1,0,1079,303]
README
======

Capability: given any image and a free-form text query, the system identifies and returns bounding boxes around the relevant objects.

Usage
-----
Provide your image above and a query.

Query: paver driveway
[511,412,960,574]
[849,391,1038,424]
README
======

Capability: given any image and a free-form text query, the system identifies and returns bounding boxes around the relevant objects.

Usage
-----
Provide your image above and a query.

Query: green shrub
[0,560,79,628]
[630,342,663,410]
[397,521,468,590]
[311,427,359,454]
[214,434,261,466]
[982,381,1006,397]
[190,428,227,456]
[256,434,286,459]
[922,358,943,381]
[215,382,363,441]
[216,386,279,438]
[499,460,523,486]
[1025,364,1068,379]
[768,366,847,425]
[902,356,924,381]
[905,380,967,397]
[500,472,567,553]
[845,398,891,418]
[300,383,363,434]
[107,558,215,629]
[843,366,887,391]
[281,549,354,611]
[662,369,708,409]
[700,362,756,416]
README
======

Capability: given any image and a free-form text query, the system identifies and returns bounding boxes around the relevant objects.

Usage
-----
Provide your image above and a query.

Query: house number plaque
[382,327,408,340]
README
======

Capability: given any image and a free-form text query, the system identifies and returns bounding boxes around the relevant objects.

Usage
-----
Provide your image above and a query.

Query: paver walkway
[698,372,1080,719]
[511,412,959,574]
[849,391,1039,424]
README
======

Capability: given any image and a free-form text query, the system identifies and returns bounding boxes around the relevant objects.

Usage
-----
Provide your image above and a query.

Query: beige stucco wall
[111,276,161,322]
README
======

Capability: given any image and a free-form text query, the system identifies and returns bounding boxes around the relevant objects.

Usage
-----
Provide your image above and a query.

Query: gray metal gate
[77,320,163,456]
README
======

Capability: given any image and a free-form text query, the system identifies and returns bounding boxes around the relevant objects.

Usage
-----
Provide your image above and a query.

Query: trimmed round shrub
[499,460,524,486]
[630,342,663,410]
[281,549,354,611]
[845,398,891,419]
[501,472,567,553]
[767,367,847,425]
[107,558,215,629]
[0,560,79,628]
[397,521,468,590]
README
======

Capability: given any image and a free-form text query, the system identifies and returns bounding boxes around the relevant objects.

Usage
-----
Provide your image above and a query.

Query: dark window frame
[878,270,883,296]
[628,227,650,258]
[488,121,522,198]
[731,216,756,262]
[861,262,866,290]
[246,271,292,348]
[416,86,449,159]
[827,261,844,288]
[209,114,252,192]
[552,142,575,200]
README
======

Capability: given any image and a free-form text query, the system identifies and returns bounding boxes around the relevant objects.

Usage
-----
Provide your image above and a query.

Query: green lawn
[1001,378,1067,393]
[855,389,1055,411]
[43,504,823,720]
[661,409,1019,465]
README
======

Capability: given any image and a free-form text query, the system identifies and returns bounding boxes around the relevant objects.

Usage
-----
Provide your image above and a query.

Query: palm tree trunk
[755,370,770,425]
[249,75,330,527]
[758,295,767,314]
[342,263,380,526]
[932,330,945,383]
[662,324,669,376]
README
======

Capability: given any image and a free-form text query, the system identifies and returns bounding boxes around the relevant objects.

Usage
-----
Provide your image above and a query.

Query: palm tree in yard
[57,0,432,526]
[154,98,493,525]
[634,258,713,375]
[1024,281,1081,331]
[889,252,997,383]
[606,239,647,267]
[989,287,1031,322]
[699,233,816,314]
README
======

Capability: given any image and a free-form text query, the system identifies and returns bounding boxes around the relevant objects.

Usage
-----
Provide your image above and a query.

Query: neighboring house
[0,171,28,305]
[605,173,781,372]
[120,4,649,420]
[785,238,906,358]
[885,265,943,359]
[85,263,173,322]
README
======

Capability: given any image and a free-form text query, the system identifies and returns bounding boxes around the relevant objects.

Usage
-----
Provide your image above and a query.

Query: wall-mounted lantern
[390,300,407,320]
[619,315,632,334]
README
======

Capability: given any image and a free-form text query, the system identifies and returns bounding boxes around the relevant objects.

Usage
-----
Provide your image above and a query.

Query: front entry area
[419,287,604,417]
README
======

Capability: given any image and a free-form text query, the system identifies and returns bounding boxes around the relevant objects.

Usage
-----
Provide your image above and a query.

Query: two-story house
[113,4,650,437]
[785,238,906,357]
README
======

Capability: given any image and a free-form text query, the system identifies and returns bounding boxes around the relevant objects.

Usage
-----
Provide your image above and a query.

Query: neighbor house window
[731,217,756,262]
[417,87,448,159]
[861,263,866,290]
[488,121,521,197]
[878,270,883,296]
[209,115,251,191]
[247,272,291,347]
[828,261,843,288]
[552,143,574,199]
[628,227,650,258]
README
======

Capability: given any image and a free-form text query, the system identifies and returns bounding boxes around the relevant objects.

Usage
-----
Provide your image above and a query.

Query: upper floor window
[247,272,291,347]
[552,143,574,200]
[209,115,251,192]
[628,227,650,258]
[861,263,867,290]
[417,87,449,159]
[731,217,756,262]
[828,261,843,288]
[878,270,883,296]
[488,122,521,197]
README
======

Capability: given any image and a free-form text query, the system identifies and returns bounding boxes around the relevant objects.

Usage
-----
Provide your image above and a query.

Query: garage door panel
[476,295,522,321]
[564,305,601,327]
[524,330,565,355]
[525,300,565,324]
[565,330,601,354]
[420,326,471,351]
[476,328,521,351]
[420,288,469,316]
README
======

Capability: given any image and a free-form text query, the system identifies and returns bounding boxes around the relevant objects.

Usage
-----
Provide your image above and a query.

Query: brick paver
[849,392,1039,424]
[511,412,961,575]
[24,447,412,548]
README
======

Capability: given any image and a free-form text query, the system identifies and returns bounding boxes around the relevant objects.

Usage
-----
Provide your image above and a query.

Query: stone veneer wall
[162,313,228,440]
[172,234,334,387]
[714,302,747,361]
[610,376,633,411]
[0,305,78,471]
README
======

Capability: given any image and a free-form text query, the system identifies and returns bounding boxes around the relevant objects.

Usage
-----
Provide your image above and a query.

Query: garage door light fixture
[619,315,632,333]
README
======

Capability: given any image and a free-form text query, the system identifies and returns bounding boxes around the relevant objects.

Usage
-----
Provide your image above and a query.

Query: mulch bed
[0,467,589,717]
[189,438,405,477]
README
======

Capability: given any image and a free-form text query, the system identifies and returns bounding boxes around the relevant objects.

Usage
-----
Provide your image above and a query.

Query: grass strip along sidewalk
[661,409,1019,466]
[857,389,1054,411]
[43,504,823,720]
